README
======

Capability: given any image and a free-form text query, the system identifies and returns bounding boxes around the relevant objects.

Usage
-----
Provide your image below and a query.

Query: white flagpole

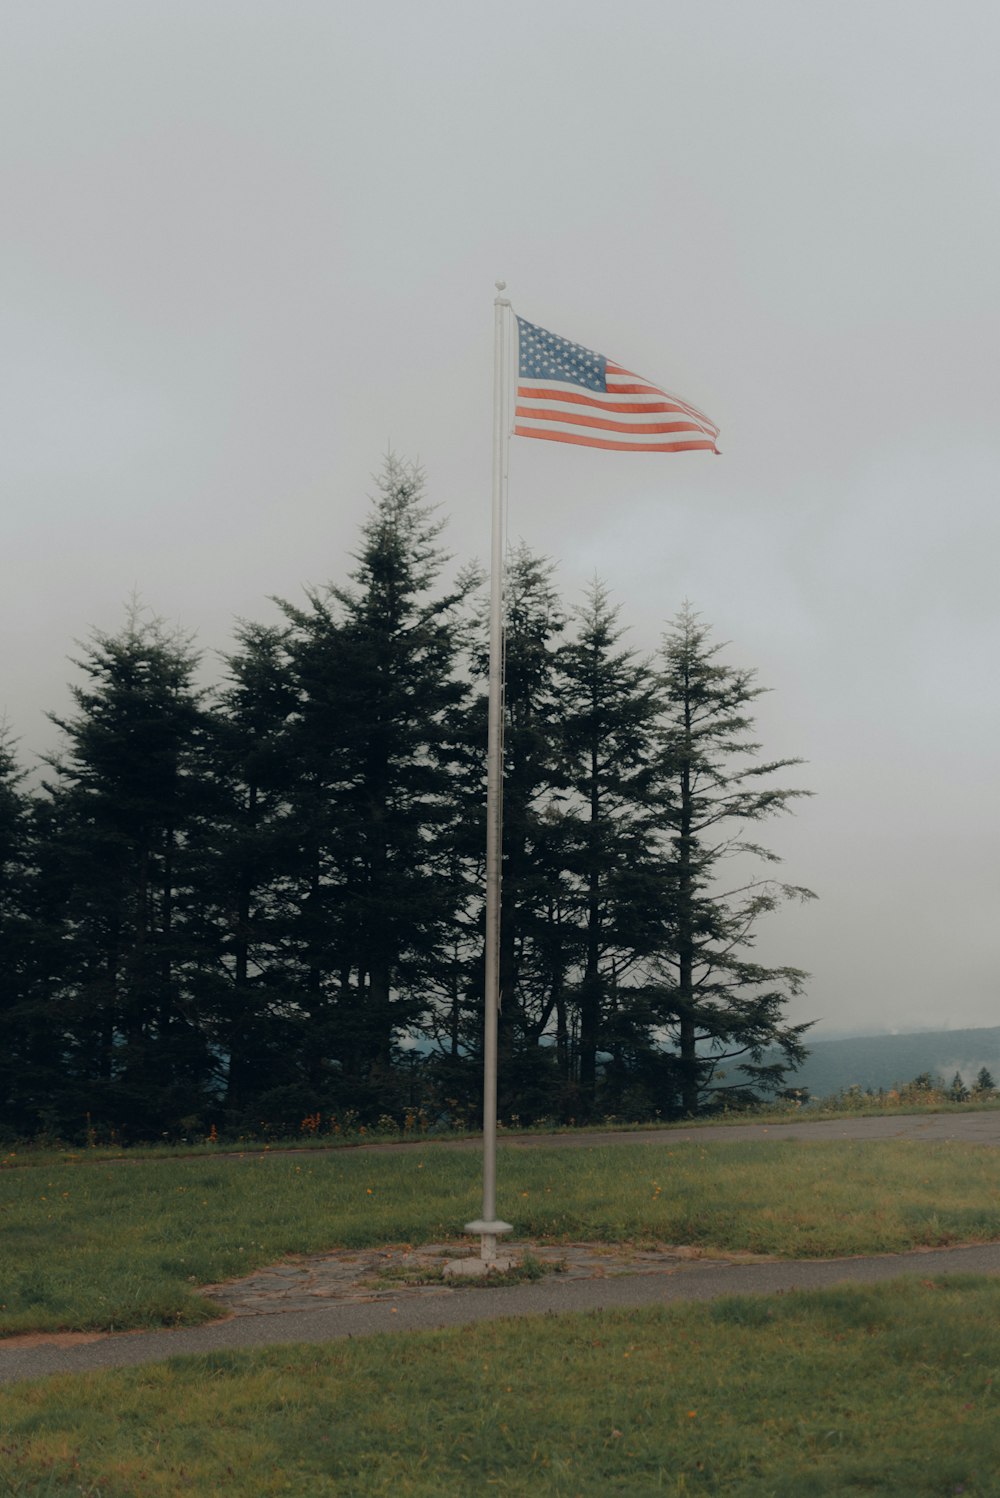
[464,280,513,1265]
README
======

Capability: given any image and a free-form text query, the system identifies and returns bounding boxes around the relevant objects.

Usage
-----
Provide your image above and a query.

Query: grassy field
[3,1136,1000,1335]
[3,1275,1000,1495]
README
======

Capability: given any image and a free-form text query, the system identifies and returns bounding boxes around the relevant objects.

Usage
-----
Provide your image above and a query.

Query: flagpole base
[442,1219,515,1278]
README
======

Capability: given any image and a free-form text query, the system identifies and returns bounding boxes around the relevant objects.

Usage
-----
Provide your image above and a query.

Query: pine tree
[185,621,302,1115]
[0,721,30,980]
[40,604,211,1134]
[650,605,814,1115]
[275,457,471,1113]
[973,1067,996,1097]
[0,723,36,1131]
[483,546,570,1115]
[556,581,666,1116]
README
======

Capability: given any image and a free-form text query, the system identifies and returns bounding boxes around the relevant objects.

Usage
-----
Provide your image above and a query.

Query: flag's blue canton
[516,317,606,392]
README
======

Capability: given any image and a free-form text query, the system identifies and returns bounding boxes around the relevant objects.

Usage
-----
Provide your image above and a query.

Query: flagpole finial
[494,278,510,306]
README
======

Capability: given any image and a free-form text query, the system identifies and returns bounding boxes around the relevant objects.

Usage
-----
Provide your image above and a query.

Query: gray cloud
[2,0,997,1038]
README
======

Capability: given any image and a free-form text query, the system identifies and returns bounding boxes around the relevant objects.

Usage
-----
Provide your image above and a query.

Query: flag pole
[464,280,513,1265]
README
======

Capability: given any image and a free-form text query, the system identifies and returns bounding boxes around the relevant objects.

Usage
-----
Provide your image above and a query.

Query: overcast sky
[2,1,997,1039]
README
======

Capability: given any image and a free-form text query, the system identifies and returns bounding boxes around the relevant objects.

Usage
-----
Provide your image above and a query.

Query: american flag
[514,317,719,454]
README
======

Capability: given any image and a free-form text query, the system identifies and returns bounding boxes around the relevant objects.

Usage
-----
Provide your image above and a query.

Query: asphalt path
[427,1110,1000,1151]
[4,1111,1000,1387]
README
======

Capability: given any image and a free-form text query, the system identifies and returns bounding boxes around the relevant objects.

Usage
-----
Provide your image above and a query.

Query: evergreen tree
[0,722,30,984]
[40,605,212,1134]
[485,546,570,1116]
[973,1067,996,1097]
[907,1072,936,1094]
[185,621,302,1115]
[649,605,814,1115]
[275,457,471,1113]
[418,572,489,1082]
[0,723,36,1131]
[556,581,667,1116]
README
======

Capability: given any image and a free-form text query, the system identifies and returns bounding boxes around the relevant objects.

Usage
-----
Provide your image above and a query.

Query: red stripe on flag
[515,403,711,437]
[513,424,719,452]
[516,385,704,419]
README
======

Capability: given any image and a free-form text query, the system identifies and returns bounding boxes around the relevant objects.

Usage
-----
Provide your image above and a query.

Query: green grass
[3,1275,1000,1494]
[3,1138,1000,1336]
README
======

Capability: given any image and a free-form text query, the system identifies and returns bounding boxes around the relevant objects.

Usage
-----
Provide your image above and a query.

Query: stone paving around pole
[200,1240,743,1316]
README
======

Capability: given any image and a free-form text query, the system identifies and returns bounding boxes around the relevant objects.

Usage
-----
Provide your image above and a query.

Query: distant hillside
[778,1027,1000,1099]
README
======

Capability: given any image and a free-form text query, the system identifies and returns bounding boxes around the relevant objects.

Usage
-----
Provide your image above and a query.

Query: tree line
[0,459,815,1141]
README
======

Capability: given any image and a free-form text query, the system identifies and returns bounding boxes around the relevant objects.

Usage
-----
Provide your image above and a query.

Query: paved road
[315,1109,1000,1158]
[4,1110,1000,1387]
[487,1111,1000,1149]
